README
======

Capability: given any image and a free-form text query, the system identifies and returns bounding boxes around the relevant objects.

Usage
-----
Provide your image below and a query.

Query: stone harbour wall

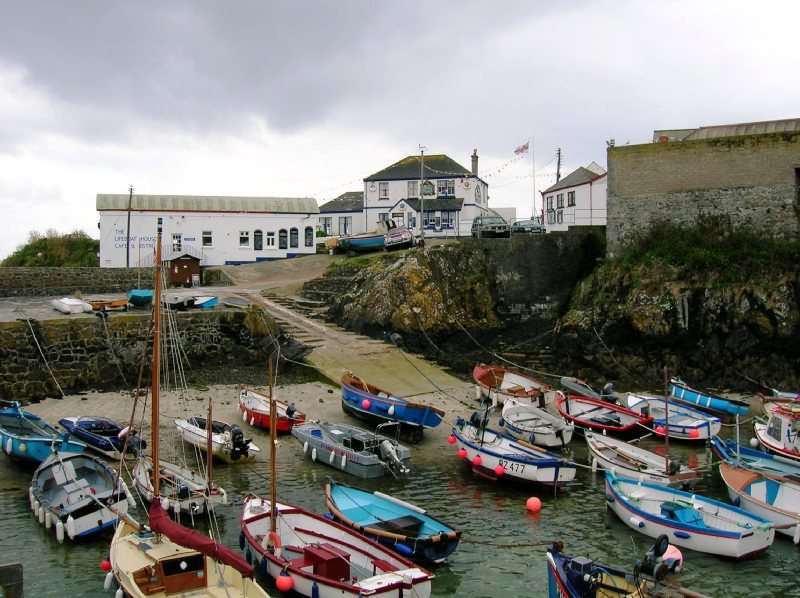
[0,309,279,401]
[0,267,156,298]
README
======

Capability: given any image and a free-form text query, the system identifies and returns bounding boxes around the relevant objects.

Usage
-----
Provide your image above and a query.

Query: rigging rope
[15,309,65,397]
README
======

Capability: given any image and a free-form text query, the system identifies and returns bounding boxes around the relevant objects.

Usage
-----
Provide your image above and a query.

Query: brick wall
[607,132,800,257]
[0,267,156,298]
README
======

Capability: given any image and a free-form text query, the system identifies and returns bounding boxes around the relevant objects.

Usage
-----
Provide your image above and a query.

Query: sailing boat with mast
[110,218,269,597]
[240,360,434,598]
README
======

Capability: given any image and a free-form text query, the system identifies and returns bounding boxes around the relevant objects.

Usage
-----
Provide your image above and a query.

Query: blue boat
[192,295,218,309]
[126,288,154,307]
[668,378,749,416]
[58,415,146,460]
[340,372,444,443]
[337,232,385,255]
[324,478,461,563]
[0,403,86,464]
[711,436,800,480]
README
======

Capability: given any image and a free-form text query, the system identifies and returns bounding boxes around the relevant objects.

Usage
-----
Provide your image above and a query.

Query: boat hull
[58,416,145,460]
[238,386,305,432]
[625,394,721,441]
[175,417,259,464]
[126,289,153,307]
[668,379,749,416]
[0,404,86,464]
[556,393,652,439]
[472,364,551,405]
[500,401,574,448]
[132,457,228,515]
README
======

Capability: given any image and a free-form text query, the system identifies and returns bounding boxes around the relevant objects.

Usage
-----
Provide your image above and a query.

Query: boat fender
[242,410,248,423]
[161,497,170,512]
[498,418,505,427]
[174,500,181,515]
[250,417,255,427]
[605,492,614,503]
[55,519,65,543]
[528,432,536,444]
[28,488,34,510]
[117,426,131,439]
[66,515,76,540]
[673,531,691,539]
[122,481,136,508]
[591,457,598,473]
[260,556,269,576]
[104,571,114,591]
[4,438,11,455]
[388,405,395,416]
[312,581,320,598]
[33,499,40,516]
[303,441,309,455]
[239,531,246,550]
[341,454,347,469]
[395,543,413,556]
[245,547,252,565]
[311,448,317,461]
[793,524,800,545]
[115,589,123,598]
[628,516,645,528]
[38,506,45,525]
[219,488,227,504]
[474,385,482,400]
[45,510,52,529]
[329,451,335,464]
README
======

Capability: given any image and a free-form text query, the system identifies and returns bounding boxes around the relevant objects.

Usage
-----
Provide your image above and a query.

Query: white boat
[604,471,775,559]
[585,431,702,488]
[500,400,574,447]
[624,393,721,441]
[51,297,93,314]
[472,363,551,406]
[30,451,132,542]
[719,462,800,544]
[451,413,576,487]
[110,218,269,598]
[175,415,259,464]
[754,402,800,463]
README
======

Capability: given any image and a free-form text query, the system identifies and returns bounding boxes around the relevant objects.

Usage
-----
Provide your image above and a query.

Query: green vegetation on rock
[2,230,99,267]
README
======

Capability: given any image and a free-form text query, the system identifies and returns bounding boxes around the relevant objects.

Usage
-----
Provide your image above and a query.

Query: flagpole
[530,136,536,220]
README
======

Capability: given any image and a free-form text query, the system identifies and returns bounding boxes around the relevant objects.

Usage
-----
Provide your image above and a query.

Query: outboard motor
[636,534,681,581]
[379,439,409,477]
[177,484,191,499]
[286,404,297,420]
[601,382,618,404]
[229,425,250,461]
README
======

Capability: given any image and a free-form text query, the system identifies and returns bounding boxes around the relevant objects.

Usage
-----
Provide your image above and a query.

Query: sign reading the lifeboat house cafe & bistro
[422,180,435,196]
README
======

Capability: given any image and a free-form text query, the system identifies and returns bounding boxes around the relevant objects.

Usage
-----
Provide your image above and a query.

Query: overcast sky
[1,1,799,259]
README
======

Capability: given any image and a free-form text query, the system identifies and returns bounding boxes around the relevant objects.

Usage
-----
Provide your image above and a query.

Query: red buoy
[471,455,482,466]
[689,428,700,439]
[526,497,542,513]
[276,571,294,592]
[100,559,112,572]
[494,464,505,476]
[447,435,457,445]
[457,448,467,459]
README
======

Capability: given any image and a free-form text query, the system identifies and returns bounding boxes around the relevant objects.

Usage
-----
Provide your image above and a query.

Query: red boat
[555,391,653,439]
[238,385,306,432]
[472,363,551,405]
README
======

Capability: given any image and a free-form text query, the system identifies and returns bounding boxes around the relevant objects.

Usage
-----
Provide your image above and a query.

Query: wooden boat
[174,415,259,464]
[126,288,153,307]
[0,402,86,464]
[191,295,218,309]
[719,462,800,544]
[240,495,434,597]
[758,388,800,415]
[110,219,266,598]
[624,393,721,441]
[324,478,462,563]
[51,297,93,314]
[546,536,703,598]
[340,372,444,443]
[337,231,385,255]
[556,392,653,438]
[86,298,129,312]
[710,436,800,480]
[241,364,433,598]
[239,385,305,432]
[754,402,800,463]
[162,293,195,310]
[451,413,576,487]
[30,451,132,542]
[668,378,749,416]
[604,471,774,559]
[58,415,146,460]
[560,376,617,402]
[499,399,574,447]
[291,421,411,479]
[585,431,702,489]
[472,364,551,405]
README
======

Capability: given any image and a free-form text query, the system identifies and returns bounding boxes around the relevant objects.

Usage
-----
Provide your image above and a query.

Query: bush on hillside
[1,229,99,267]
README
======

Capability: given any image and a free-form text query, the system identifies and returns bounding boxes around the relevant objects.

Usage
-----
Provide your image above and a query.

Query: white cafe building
[97,194,319,267]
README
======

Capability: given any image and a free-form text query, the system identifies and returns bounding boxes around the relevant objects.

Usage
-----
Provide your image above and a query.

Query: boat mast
[206,397,213,491]
[152,218,163,498]
[662,365,670,476]
[268,357,277,534]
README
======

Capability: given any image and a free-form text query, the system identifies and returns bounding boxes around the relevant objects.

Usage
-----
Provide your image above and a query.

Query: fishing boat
[126,288,153,307]
[191,295,218,309]
[324,478,462,563]
[292,421,411,479]
[51,297,93,314]
[546,535,700,598]
[174,413,259,464]
[451,412,576,487]
[719,462,800,544]
[110,218,267,598]
[560,376,618,402]
[383,223,415,251]
[340,372,444,443]
[86,298,129,312]
[585,432,702,489]
[758,388,800,415]
[668,378,749,416]
[472,363,551,405]
[130,220,228,516]
[499,399,574,447]
[710,436,800,479]
[239,385,305,432]
[624,393,721,441]
[556,392,653,439]
[604,471,775,559]
[754,402,800,463]
[0,402,86,464]
[58,415,146,460]
[30,451,132,542]
[240,363,434,598]
[337,231,385,255]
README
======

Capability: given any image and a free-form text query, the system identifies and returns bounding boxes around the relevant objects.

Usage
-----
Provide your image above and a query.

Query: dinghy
[239,385,305,432]
[556,392,653,439]
[175,415,259,463]
[624,393,721,441]
[473,364,551,405]
[0,402,86,464]
[500,399,574,447]
[668,378,749,416]
[51,297,93,314]
[711,436,800,480]
[58,415,146,460]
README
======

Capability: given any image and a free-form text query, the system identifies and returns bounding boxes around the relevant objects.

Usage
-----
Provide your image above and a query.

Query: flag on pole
[514,141,529,155]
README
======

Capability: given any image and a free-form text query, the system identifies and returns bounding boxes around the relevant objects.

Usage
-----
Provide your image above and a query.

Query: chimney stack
[471,149,478,175]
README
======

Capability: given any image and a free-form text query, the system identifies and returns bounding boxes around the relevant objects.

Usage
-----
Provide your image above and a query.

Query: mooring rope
[14,309,65,398]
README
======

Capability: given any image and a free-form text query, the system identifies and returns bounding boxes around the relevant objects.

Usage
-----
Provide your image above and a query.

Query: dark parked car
[511,219,545,234]
[471,215,511,238]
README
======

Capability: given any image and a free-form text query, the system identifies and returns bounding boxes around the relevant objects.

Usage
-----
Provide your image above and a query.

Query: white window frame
[320,217,332,236]
[239,231,250,248]
[407,181,418,198]
[379,182,389,199]
[201,230,213,247]
[339,216,351,235]
[567,191,576,207]
[391,212,405,226]
[266,232,275,247]
[437,179,455,196]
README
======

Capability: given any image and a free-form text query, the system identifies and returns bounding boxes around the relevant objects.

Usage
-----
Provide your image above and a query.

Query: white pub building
[97,194,319,267]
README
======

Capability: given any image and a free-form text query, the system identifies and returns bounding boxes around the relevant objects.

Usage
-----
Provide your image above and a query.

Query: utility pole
[126,185,133,268]
[556,148,562,182]
[419,145,426,243]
